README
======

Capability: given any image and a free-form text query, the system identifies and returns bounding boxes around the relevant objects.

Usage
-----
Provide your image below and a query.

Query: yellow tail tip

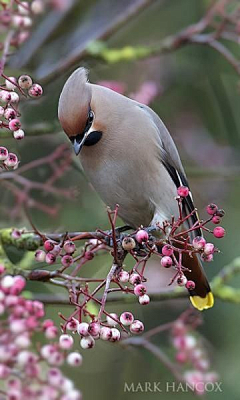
[190,292,214,311]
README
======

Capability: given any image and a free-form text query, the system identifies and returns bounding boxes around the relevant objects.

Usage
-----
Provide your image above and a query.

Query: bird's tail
[181,251,214,311]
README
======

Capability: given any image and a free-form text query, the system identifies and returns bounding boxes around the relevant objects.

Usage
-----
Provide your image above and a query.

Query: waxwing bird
[58,67,214,311]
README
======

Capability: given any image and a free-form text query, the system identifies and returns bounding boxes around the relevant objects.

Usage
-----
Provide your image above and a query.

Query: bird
[58,67,214,311]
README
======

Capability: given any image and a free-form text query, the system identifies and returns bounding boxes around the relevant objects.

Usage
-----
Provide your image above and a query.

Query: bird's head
[58,67,102,155]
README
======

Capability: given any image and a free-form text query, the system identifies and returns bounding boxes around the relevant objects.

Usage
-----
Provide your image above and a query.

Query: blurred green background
[1,0,240,399]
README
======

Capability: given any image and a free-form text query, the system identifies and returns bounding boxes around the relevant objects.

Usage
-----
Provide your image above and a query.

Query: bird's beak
[73,132,89,156]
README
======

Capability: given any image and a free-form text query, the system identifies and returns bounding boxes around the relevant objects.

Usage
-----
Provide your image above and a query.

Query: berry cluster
[118,187,226,293]
[0,74,43,140]
[63,311,144,350]
[171,317,218,396]
[0,146,18,169]
[0,265,82,400]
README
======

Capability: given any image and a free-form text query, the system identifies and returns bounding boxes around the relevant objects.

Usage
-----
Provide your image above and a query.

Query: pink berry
[129,273,141,285]
[176,352,188,363]
[213,226,225,238]
[106,313,118,327]
[18,75,33,89]
[4,153,18,168]
[109,328,120,342]
[161,256,172,268]
[63,240,76,254]
[66,318,79,332]
[28,83,43,98]
[31,0,45,14]
[88,322,101,337]
[11,229,22,239]
[13,129,25,140]
[177,275,188,286]
[185,280,196,290]
[206,203,218,215]
[192,236,206,250]
[162,244,173,256]
[84,251,94,260]
[135,229,149,243]
[44,239,55,252]
[1,91,11,102]
[139,294,150,305]
[5,77,17,90]
[77,322,89,337]
[59,334,74,350]
[4,107,17,120]
[177,186,189,197]
[212,215,221,224]
[133,284,147,297]
[42,319,54,329]
[0,106,4,116]
[10,92,19,103]
[80,336,95,349]
[0,146,8,161]
[35,249,46,262]
[119,312,134,326]
[61,255,73,267]
[118,270,129,283]
[45,253,56,264]
[201,253,213,262]
[67,352,83,367]
[204,243,215,255]
[130,320,144,334]
[100,326,112,341]
[45,326,58,339]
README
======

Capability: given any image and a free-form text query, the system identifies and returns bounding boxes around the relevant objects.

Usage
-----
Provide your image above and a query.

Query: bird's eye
[88,110,94,123]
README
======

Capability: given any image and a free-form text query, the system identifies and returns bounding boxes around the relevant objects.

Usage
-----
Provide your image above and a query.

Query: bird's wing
[137,104,201,237]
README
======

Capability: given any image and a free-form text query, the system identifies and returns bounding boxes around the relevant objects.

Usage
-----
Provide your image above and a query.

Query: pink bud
[77,322,89,337]
[212,215,221,224]
[44,239,55,252]
[0,364,11,379]
[59,334,74,349]
[177,186,189,197]
[192,236,206,250]
[35,249,46,262]
[45,253,56,264]
[0,146,8,161]
[213,226,225,238]
[206,203,218,215]
[185,280,196,290]
[139,294,150,305]
[129,273,141,285]
[11,229,22,239]
[118,270,129,283]
[67,352,83,367]
[42,319,54,329]
[130,320,144,334]
[162,244,173,256]
[120,312,134,326]
[177,275,188,286]
[133,284,147,297]
[63,240,76,254]
[10,275,26,294]
[28,83,43,98]
[204,243,215,255]
[61,255,73,267]
[161,256,172,268]
[135,229,149,243]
